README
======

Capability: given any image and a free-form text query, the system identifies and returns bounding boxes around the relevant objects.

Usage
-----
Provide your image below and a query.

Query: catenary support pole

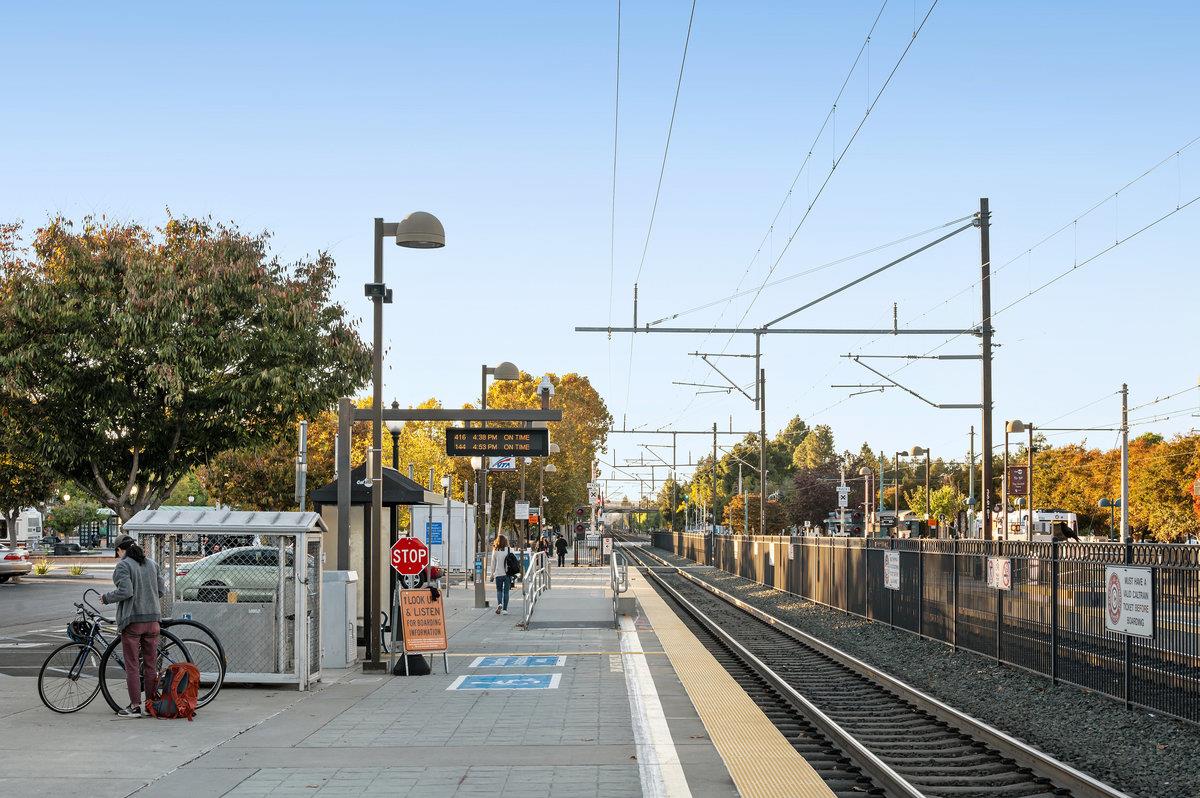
[979,198,995,540]
[1120,383,1130,542]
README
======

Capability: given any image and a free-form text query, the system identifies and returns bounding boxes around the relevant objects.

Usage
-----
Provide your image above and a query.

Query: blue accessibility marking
[447,673,561,691]
[469,655,565,668]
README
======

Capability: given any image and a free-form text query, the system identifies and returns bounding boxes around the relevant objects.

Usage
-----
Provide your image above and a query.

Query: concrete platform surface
[0,564,741,797]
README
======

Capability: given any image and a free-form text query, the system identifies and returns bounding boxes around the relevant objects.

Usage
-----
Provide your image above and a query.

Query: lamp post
[858,466,872,536]
[387,401,403,470]
[365,211,444,672]
[475,361,519,608]
[539,442,559,544]
[1098,498,1121,540]
[1004,420,1034,539]
[911,446,931,536]
[894,451,908,533]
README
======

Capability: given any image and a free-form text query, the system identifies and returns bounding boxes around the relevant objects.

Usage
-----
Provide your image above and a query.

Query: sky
[3,1,1198,501]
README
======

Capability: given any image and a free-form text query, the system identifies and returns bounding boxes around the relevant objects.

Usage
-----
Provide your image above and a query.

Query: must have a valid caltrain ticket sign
[446,427,549,457]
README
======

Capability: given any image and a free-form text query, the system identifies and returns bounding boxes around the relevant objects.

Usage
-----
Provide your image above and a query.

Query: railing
[521,550,551,628]
[652,530,1200,724]
[611,549,629,625]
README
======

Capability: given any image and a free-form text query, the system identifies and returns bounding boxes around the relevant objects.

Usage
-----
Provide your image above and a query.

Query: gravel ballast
[644,546,1200,798]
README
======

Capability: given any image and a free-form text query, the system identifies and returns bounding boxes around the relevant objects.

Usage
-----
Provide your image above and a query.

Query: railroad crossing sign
[837,485,851,508]
[391,537,429,576]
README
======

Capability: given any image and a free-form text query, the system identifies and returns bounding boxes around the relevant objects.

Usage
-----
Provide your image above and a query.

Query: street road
[0,574,112,677]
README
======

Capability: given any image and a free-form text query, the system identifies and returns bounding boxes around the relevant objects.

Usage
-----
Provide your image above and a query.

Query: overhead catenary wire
[624,0,699,424]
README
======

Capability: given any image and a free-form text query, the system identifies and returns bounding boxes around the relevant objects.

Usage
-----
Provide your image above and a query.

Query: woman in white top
[490,534,514,615]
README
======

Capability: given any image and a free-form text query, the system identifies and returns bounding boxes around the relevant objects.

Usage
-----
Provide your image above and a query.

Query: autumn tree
[723,493,786,534]
[0,217,371,521]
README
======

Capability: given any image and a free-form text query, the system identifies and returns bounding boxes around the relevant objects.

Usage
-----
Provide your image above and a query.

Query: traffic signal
[575,507,587,517]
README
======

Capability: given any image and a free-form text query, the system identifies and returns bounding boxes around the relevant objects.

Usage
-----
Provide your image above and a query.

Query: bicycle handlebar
[80,588,114,623]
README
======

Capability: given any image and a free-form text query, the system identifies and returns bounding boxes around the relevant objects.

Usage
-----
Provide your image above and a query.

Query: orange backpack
[146,662,200,720]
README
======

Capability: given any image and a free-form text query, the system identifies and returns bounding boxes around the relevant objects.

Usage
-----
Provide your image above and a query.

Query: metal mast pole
[672,432,677,531]
[710,422,717,564]
[979,197,995,540]
[475,367,489,608]
[1120,383,1130,542]
[367,218,385,670]
[968,426,976,537]
[759,362,767,538]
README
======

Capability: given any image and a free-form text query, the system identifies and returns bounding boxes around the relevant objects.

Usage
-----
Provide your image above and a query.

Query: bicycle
[37,589,222,713]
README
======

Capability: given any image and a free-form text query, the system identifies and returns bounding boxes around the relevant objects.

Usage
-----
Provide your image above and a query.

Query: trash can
[321,570,358,669]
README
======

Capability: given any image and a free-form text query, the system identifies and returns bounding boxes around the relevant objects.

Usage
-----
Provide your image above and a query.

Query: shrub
[33,558,52,576]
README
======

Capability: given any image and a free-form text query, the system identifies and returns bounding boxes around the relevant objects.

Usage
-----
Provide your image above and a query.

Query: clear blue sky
[3,2,1197,500]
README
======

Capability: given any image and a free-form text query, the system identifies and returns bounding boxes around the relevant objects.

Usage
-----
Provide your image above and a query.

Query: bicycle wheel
[98,628,190,713]
[38,642,102,713]
[162,618,227,685]
[179,638,223,708]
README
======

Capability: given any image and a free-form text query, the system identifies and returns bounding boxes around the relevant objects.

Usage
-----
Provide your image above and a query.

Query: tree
[0,428,55,536]
[166,471,209,507]
[0,216,371,521]
[792,425,836,471]
[723,493,786,534]
[785,468,838,527]
[44,495,101,538]
[906,484,965,526]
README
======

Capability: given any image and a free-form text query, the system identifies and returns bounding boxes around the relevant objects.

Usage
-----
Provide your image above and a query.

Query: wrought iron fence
[652,531,1200,724]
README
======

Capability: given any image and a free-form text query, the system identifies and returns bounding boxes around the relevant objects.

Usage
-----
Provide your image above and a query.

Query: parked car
[0,546,32,582]
[174,546,299,602]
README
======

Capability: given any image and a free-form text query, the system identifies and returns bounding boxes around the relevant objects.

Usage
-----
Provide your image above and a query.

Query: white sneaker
[501,609,510,615]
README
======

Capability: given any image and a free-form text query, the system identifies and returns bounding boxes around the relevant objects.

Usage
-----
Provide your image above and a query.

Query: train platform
[132,563,834,798]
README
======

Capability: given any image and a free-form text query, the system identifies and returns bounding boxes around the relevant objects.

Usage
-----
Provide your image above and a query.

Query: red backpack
[146,662,200,721]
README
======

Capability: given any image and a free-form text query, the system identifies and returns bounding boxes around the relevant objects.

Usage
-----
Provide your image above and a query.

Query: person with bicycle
[101,535,165,718]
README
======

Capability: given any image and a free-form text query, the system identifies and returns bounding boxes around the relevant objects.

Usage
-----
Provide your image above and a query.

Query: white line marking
[619,615,692,798]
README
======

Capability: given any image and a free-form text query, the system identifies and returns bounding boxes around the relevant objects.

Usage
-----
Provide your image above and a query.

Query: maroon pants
[120,621,160,707]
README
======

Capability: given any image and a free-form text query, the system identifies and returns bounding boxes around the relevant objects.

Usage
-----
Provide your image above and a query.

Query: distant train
[971,509,1080,541]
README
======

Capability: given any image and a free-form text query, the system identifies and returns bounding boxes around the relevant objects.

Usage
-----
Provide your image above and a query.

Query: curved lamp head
[394,211,445,249]
[548,442,561,455]
[492,361,520,381]
[858,466,872,476]
[1006,420,1028,434]
[911,446,928,457]
[544,463,557,473]
[896,450,909,458]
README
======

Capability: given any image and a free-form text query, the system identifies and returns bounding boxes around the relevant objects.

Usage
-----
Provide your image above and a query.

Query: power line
[607,0,622,378]
[725,0,940,344]
[624,0,699,425]
[633,0,697,287]
[1128,383,1200,413]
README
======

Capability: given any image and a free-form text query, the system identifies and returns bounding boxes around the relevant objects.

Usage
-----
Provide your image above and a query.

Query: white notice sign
[1104,566,1154,638]
[514,501,530,521]
[602,537,613,555]
[986,557,1012,591]
[837,485,850,509]
[883,551,900,590]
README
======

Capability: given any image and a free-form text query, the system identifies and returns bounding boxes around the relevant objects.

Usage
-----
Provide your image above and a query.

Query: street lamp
[365,211,445,671]
[475,360,520,608]
[911,446,931,536]
[858,466,872,537]
[893,451,908,532]
[1098,498,1122,540]
[387,400,404,470]
[1004,420,1033,540]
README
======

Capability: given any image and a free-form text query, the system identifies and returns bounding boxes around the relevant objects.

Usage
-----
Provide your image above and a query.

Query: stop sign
[391,537,429,576]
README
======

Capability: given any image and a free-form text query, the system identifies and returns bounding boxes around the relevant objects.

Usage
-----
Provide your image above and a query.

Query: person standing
[490,534,515,615]
[554,534,568,567]
[101,535,166,718]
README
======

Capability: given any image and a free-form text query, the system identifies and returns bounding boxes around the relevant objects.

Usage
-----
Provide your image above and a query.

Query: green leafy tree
[0,216,371,521]
[44,495,101,538]
[792,425,836,471]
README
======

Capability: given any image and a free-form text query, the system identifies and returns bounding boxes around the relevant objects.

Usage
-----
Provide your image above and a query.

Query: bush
[67,564,85,576]
[32,558,52,575]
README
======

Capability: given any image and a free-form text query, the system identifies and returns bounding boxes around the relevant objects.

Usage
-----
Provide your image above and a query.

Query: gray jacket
[103,557,166,630]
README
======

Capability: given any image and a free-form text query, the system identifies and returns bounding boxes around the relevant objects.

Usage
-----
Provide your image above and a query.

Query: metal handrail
[610,549,629,622]
[521,550,551,628]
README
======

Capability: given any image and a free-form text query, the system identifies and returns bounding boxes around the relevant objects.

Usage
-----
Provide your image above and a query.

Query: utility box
[321,570,358,669]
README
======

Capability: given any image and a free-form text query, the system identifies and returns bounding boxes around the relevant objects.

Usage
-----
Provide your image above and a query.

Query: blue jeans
[494,575,510,610]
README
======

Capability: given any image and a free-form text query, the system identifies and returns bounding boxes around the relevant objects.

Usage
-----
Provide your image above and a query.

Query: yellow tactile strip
[630,568,836,798]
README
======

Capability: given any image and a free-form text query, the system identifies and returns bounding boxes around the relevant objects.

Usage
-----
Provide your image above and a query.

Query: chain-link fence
[137,527,321,686]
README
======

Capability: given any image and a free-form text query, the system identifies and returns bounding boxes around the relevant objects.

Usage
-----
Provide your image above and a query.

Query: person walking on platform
[491,534,517,615]
[554,534,568,567]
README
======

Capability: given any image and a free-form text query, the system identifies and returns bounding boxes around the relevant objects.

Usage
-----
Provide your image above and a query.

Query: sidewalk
[0,566,737,798]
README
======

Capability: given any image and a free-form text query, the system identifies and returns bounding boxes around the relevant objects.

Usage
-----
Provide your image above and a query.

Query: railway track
[621,543,1129,798]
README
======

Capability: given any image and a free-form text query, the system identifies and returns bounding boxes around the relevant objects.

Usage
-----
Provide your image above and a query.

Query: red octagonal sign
[391,537,429,576]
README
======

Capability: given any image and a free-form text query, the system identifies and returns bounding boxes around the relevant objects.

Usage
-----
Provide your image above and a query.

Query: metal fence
[652,531,1200,724]
[139,530,322,687]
